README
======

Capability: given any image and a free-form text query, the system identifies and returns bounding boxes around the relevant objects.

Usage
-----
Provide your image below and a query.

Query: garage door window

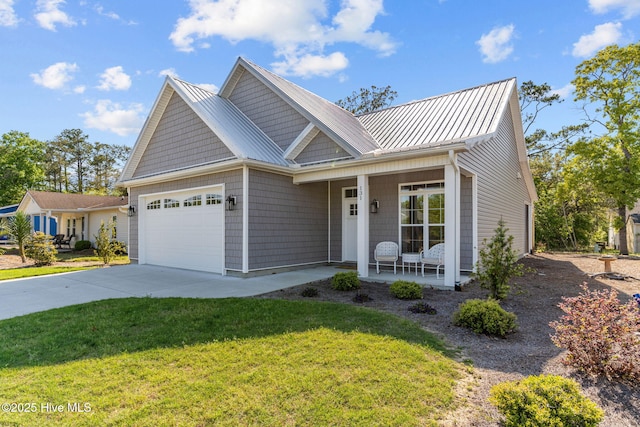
[184,195,202,207]
[206,194,222,205]
[147,200,161,210]
[164,198,180,208]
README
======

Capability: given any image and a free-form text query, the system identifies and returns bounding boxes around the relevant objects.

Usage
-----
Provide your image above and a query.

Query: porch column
[444,162,460,288]
[357,174,370,278]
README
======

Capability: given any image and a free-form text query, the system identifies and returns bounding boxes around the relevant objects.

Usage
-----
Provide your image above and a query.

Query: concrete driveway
[0,264,338,320]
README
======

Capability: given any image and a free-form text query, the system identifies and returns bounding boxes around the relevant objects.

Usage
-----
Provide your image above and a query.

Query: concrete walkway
[0,264,339,320]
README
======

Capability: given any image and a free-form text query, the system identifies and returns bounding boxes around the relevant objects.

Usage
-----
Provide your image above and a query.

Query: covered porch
[295,149,476,289]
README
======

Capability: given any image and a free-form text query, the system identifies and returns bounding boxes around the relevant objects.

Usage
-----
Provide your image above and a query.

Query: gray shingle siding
[133,92,235,178]
[228,71,309,152]
[248,169,328,269]
[295,131,352,164]
[460,175,473,270]
[128,170,243,269]
[458,106,531,256]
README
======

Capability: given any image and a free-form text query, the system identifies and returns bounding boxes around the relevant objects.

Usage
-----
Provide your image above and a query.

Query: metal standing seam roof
[170,77,289,167]
[238,58,380,157]
[358,78,515,152]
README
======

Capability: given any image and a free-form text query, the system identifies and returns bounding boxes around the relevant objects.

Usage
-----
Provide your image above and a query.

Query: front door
[342,187,358,261]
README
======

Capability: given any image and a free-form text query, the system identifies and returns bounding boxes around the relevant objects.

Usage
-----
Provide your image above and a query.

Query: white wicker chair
[420,243,445,278]
[374,241,399,274]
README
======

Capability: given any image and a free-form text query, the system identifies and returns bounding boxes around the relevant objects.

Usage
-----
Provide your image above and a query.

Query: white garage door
[140,186,224,273]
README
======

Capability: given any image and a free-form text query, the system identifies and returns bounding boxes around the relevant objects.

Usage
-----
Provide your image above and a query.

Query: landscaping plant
[74,240,92,251]
[389,280,423,300]
[331,271,361,291]
[550,283,640,382]
[453,298,517,338]
[407,302,437,315]
[7,211,31,263]
[25,232,57,266]
[94,221,126,265]
[473,219,523,300]
[489,374,604,427]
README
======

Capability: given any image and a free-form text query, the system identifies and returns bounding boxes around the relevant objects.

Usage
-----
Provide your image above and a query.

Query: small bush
[74,240,92,251]
[300,287,319,297]
[453,299,517,338]
[389,280,423,300]
[25,232,58,266]
[331,271,360,291]
[550,283,640,382]
[407,302,437,315]
[489,374,604,427]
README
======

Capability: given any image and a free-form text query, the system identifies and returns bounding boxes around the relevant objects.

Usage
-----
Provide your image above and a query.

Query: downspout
[448,150,461,288]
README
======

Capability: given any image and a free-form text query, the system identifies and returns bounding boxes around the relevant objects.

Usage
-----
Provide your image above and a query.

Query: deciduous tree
[0,131,45,205]
[570,42,640,254]
[336,85,397,114]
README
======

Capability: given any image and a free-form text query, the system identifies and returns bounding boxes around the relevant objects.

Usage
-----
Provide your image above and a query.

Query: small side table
[598,256,616,273]
[402,253,420,275]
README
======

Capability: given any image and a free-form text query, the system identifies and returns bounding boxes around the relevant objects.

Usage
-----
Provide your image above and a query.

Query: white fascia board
[283,123,319,161]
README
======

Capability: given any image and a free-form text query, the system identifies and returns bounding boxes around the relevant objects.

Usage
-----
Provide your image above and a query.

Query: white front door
[342,187,358,261]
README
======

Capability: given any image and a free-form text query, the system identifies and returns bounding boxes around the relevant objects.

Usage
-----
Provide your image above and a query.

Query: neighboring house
[609,201,640,254]
[0,204,18,241]
[118,57,537,288]
[17,191,129,248]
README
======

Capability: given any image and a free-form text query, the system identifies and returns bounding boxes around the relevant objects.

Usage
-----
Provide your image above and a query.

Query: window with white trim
[164,198,180,208]
[399,182,444,253]
[206,194,222,205]
[184,195,202,207]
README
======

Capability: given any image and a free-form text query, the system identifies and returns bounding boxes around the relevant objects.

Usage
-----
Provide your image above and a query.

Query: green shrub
[489,374,604,427]
[472,219,524,300]
[331,271,360,291]
[94,221,125,265]
[389,280,423,300]
[74,240,92,251]
[25,232,58,266]
[550,283,640,382]
[453,299,517,337]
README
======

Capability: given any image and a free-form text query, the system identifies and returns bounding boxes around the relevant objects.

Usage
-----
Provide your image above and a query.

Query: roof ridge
[358,77,516,117]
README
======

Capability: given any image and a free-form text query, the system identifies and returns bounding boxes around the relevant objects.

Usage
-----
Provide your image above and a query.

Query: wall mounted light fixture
[226,195,237,211]
[128,205,136,217]
[370,199,379,214]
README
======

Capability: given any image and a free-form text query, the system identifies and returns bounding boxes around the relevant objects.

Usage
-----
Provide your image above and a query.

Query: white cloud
[159,68,179,78]
[572,22,622,57]
[551,83,574,100]
[34,0,76,31]
[272,51,349,78]
[588,0,640,18]
[73,85,86,94]
[169,0,397,77]
[30,62,78,90]
[195,83,219,93]
[0,0,19,27]
[476,24,515,63]
[94,4,137,25]
[81,100,145,136]
[97,66,132,91]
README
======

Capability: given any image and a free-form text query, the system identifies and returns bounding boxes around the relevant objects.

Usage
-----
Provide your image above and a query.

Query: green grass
[0,265,98,280]
[0,248,129,281]
[0,298,463,426]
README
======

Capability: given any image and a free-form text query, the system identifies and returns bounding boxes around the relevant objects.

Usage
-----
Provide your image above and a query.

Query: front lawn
[0,248,129,281]
[0,298,462,426]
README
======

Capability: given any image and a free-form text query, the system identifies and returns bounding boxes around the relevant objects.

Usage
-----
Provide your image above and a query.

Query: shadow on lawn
[0,296,452,369]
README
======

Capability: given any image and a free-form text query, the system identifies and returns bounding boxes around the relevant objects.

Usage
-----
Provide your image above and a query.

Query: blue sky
[1,0,639,148]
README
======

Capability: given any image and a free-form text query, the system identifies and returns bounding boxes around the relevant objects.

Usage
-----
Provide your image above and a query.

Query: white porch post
[357,174,370,278]
[444,161,460,288]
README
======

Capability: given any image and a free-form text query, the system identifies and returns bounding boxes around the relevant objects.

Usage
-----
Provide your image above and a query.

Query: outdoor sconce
[226,195,237,211]
[128,205,136,217]
[370,199,379,214]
